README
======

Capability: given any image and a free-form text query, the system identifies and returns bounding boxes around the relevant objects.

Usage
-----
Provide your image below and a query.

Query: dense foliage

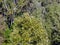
[0,0,60,45]
[2,13,49,45]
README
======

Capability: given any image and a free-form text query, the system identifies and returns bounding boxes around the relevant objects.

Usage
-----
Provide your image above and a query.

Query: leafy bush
[32,1,60,45]
[43,3,60,45]
[2,13,49,45]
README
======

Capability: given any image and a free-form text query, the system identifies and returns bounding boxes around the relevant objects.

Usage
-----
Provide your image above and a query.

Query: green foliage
[43,3,60,44]
[32,1,60,44]
[3,0,29,15]
[1,0,60,45]
[3,28,12,38]
[2,13,49,45]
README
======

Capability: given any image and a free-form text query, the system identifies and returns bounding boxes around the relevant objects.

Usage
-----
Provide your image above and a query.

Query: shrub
[43,3,60,45]
[2,13,49,45]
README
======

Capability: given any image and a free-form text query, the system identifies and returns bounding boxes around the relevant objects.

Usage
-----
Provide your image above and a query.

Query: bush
[43,3,60,45]
[2,13,49,45]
